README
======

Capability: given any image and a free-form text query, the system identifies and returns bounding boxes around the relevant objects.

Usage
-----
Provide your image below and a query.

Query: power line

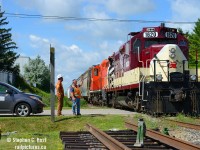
[4,12,196,24]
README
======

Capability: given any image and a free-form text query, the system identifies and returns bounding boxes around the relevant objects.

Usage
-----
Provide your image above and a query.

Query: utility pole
[50,46,55,122]
[196,49,198,82]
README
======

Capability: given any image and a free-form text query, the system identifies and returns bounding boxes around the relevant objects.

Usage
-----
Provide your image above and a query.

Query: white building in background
[15,56,30,76]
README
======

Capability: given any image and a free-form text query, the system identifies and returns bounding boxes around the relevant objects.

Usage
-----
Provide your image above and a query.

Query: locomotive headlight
[169,53,176,59]
[190,75,197,81]
[170,48,176,53]
[156,74,163,81]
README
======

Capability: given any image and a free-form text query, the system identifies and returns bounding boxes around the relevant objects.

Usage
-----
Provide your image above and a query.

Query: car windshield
[145,39,177,48]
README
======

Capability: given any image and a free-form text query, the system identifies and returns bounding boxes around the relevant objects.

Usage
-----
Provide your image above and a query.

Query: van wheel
[15,103,31,117]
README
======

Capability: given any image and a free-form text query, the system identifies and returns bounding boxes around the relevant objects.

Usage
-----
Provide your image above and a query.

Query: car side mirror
[6,89,12,94]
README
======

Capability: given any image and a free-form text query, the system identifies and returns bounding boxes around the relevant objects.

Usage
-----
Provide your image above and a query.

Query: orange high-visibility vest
[74,86,81,98]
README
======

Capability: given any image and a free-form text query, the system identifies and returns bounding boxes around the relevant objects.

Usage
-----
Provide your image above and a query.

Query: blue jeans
[72,98,80,114]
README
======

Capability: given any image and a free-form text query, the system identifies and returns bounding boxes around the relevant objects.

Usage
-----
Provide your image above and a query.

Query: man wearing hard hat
[56,74,64,116]
[70,79,82,115]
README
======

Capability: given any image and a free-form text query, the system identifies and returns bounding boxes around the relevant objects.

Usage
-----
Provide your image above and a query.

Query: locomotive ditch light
[190,75,197,81]
[169,53,176,59]
[156,74,163,82]
[170,48,176,53]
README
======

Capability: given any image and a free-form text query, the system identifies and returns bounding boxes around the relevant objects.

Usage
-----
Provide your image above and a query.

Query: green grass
[132,113,160,129]
[14,75,51,106]
[132,113,200,133]
[1,113,199,150]
[170,113,200,124]
[0,115,127,150]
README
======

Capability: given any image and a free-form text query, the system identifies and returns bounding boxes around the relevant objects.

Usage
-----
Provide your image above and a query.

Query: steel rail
[125,121,200,150]
[166,119,200,130]
[85,123,131,150]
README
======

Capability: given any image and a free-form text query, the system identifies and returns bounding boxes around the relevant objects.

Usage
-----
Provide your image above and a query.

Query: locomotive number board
[143,31,177,38]
[143,32,158,38]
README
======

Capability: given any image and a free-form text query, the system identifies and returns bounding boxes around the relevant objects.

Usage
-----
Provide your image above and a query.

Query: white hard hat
[57,74,63,79]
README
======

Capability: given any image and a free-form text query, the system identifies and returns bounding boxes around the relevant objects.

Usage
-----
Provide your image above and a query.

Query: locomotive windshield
[145,39,177,48]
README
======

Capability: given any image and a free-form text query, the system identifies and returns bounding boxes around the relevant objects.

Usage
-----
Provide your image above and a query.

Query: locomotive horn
[161,23,165,27]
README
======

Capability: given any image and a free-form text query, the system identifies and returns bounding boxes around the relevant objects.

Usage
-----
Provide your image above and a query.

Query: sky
[1,0,200,89]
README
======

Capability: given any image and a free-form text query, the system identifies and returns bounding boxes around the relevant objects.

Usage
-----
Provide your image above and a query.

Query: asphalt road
[0,108,137,117]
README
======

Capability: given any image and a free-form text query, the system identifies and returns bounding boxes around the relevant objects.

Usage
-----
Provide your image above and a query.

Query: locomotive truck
[75,23,200,116]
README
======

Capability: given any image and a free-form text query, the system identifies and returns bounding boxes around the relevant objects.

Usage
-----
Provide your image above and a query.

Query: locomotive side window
[94,68,98,76]
[132,39,141,53]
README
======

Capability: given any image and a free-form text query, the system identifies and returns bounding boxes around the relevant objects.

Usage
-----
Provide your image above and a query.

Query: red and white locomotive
[77,23,200,115]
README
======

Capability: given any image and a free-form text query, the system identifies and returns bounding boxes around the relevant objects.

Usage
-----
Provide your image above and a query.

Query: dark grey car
[0,82,45,117]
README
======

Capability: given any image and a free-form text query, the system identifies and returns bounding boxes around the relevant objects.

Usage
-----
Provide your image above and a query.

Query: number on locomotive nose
[165,32,177,38]
[143,32,157,38]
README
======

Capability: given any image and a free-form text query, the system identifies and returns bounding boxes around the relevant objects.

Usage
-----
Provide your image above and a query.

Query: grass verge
[0,115,127,150]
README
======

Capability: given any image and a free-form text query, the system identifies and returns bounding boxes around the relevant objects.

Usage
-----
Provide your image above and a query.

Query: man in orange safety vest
[70,79,82,115]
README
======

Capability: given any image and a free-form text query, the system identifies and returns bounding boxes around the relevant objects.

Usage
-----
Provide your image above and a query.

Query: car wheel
[15,103,31,117]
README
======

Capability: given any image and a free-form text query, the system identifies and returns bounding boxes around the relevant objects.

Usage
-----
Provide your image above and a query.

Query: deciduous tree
[24,56,50,92]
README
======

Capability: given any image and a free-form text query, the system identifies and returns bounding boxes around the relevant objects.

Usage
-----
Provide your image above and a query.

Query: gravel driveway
[43,108,136,116]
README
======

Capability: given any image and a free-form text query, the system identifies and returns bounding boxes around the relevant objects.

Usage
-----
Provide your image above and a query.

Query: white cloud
[29,34,40,42]
[29,34,51,48]
[0,0,3,6]
[171,0,200,20]
[29,34,53,65]
[17,0,155,49]
[18,0,81,17]
[64,9,131,43]
[81,0,155,16]
[17,0,156,21]
[169,0,200,32]
[105,0,155,16]
[27,34,123,88]
[69,45,83,54]
[27,34,118,88]
[15,0,157,88]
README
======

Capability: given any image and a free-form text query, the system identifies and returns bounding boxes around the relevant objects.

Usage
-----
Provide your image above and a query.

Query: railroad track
[125,121,200,150]
[60,122,200,150]
[165,119,200,130]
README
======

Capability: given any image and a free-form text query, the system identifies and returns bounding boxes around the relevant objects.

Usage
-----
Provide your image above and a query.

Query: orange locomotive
[77,59,109,105]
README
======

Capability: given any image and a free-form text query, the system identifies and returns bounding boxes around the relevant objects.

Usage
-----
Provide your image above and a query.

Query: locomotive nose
[150,44,188,82]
